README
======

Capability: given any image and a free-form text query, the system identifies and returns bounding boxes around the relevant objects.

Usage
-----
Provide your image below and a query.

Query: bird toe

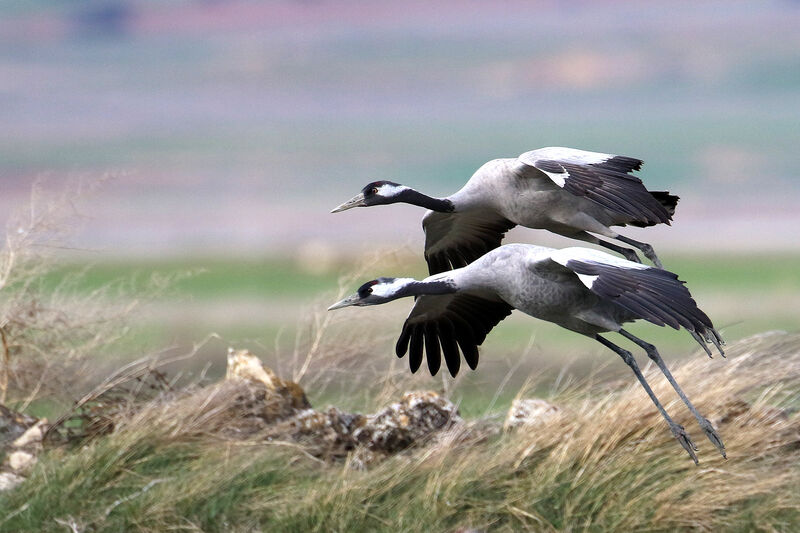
[670,423,699,464]
[699,418,727,458]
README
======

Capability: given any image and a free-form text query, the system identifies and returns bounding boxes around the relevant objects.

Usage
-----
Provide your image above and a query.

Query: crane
[331,147,678,274]
[328,243,724,464]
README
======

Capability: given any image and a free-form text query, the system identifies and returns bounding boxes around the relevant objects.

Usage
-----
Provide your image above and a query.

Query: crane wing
[422,210,515,275]
[549,247,723,352]
[518,147,674,226]
[394,292,514,377]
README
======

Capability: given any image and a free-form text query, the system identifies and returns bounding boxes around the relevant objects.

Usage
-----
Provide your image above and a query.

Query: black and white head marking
[328,276,457,311]
[356,279,380,298]
[361,181,453,211]
[331,181,411,213]
[361,181,410,202]
[328,277,416,310]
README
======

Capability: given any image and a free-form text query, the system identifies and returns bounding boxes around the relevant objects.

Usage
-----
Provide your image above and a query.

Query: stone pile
[0,405,47,492]
[225,349,462,466]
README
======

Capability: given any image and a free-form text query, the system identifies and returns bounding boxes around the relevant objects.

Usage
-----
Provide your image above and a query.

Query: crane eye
[367,288,373,294]
[370,187,379,194]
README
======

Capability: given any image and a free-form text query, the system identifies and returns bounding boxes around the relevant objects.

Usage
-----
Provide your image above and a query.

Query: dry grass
[1,332,798,532]
[255,331,799,532]
[0,178,186,410]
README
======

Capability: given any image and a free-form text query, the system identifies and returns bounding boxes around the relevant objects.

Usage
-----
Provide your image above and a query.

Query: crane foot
[698,417,727,459]
[669,423,699,465]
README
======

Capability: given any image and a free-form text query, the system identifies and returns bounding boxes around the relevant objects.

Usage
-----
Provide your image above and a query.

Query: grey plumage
[328,244,725,463]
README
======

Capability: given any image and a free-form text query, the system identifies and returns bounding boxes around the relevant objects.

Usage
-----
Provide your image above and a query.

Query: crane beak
[327,293,362,311]
[331,193,366,213]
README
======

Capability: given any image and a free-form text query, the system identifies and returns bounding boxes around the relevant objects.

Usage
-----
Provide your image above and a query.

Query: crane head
[327,277,415,310]
[330,181,409,213]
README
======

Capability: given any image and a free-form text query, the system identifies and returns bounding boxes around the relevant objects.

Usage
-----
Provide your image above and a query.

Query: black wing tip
[649,191,680,217]
[425,327,442,376]
[446,361,460,378]
[602,155,644,173]
[558,162,671,226]
[396,297,513,378]
[569,260,718,338]
[395,324,412,357]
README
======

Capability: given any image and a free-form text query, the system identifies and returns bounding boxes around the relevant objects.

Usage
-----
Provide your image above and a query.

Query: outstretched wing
[422,210,515,275]
[395,292,514,377]
[550,247,723,353]
[518,147,673,226]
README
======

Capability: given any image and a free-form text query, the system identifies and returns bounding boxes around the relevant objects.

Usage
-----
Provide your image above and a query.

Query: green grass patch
[40,256,341,300]
[34,251,800,366]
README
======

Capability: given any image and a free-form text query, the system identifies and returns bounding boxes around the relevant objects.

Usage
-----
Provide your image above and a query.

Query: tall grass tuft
[0,179,181,412]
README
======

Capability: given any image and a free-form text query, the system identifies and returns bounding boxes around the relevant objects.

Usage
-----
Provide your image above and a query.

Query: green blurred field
[44,251,800,368]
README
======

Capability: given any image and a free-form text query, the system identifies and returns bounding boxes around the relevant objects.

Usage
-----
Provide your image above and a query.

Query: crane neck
[397,188,455,212]
[400,278,458,298]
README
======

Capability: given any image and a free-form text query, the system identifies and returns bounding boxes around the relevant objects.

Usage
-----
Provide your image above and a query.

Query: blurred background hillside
[2,0,799,392]
[3,0,800,254]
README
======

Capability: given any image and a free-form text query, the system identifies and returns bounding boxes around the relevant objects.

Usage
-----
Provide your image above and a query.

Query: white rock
[504,398,561,431]
[0,471,25,491]
[7,450,36,472]
[12,419,47,448]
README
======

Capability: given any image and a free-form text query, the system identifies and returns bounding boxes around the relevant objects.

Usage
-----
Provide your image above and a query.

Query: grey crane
[328,243,725,463]
[331,147,678,274]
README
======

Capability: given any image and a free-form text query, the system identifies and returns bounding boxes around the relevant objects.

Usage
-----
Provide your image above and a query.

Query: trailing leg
[619,330,726,458]
[596,334,699,464]
[615,235,663,268]
[596,238,642,263]
[566,231,642,263]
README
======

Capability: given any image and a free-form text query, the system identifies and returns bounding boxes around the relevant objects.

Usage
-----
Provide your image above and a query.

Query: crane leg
[619,329,726,458]
[567,231,642,263]
[595,239,642,263]
[596,334,699,464]
[614,235,663,268]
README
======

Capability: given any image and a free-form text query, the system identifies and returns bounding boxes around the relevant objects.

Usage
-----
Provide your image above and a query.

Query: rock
[227,348,281,389]
[220,351,462,465]
[0,406,47,492]
[277,391,462,467]
[279,407,367,460]
[0,405,38,452]
[504,398,561,431]
[226,348,310,409]
[90,349,467,469]
[212,381,304,439]
[354,391,462,455]
[0,471,25,491]
[7,450,35,473]
[13,419,47,449]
